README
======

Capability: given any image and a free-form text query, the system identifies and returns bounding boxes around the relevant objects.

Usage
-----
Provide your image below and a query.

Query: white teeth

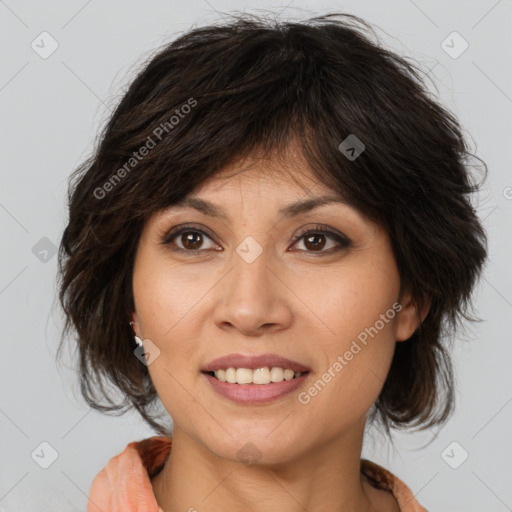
[225,368,236,383]
[270,367,284,382]
[284,369,295,381]
[216,369,227,382]
[212,367,305,384]
[236,368,253,384]
[252,367,270,384]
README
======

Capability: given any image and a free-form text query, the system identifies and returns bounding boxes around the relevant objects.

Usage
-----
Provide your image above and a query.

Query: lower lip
[202,372,310,404]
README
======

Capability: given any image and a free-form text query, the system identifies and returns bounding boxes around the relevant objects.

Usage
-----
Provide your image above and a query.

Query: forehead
[144,148,379,238]
[147,140,373,230]
[191,148,335,200]
[155,166,365,234]
[178,152,348,221]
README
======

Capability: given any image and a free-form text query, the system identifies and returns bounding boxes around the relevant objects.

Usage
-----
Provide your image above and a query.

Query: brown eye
[291,227,351,254]
[180,231,204,250]
[162,225,219,252]
[161,224,350,255]
[302,233,327,251]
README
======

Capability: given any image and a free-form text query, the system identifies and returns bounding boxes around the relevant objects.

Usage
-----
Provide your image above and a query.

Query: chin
[202,427,299,466]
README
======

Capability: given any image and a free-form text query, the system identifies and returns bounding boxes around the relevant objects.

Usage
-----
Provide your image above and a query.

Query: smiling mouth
[203,367,310,385]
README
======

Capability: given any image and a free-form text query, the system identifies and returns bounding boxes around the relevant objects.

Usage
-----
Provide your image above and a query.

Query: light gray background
[1,1,511,511]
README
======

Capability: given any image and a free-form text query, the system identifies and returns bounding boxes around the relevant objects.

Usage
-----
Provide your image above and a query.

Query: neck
[151,419,389,512]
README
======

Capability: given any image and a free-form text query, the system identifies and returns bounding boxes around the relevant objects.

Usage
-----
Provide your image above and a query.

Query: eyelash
[160,223,351,256]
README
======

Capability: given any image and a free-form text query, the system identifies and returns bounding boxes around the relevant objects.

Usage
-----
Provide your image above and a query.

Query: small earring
[129,321,142,347]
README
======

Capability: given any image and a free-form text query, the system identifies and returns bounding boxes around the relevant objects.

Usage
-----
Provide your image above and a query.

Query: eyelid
[291,224,351,247]
[160,223,218,246]
[160,222,351,253]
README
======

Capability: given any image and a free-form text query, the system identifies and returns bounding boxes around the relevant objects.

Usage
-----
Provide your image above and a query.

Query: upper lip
[202,353,310,372]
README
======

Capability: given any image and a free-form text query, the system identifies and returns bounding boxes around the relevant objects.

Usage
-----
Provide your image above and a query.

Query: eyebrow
[169,194,350,221]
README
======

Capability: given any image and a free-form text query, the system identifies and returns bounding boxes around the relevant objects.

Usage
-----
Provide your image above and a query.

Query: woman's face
[131,151,422,464]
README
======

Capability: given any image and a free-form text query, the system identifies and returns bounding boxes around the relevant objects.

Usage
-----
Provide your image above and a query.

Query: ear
[395,291,430,342]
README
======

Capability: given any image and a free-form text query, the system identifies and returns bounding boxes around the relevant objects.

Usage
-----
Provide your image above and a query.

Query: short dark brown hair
[57,12,488,437]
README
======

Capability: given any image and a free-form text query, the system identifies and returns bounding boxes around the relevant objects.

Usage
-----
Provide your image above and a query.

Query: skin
[131,147,429,512]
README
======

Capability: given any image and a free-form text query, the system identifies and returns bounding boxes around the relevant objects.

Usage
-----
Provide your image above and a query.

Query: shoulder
[361,459,428,512]
[129,435,172,478]
[87,436,171,512]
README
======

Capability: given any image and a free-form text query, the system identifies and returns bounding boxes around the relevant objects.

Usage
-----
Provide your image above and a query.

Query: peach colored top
[87,436,427,512]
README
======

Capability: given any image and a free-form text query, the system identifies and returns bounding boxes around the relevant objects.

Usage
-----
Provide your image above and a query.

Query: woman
[57,12,487,512]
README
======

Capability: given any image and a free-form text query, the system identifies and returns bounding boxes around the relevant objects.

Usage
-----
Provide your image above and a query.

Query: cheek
[295,253,400,419]
[299,318,397,430]
[133,249,209,341]
[132,252,208,397]
[297,250,400,345]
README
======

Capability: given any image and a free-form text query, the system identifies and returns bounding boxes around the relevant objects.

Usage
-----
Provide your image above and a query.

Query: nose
[212,246,293,336]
